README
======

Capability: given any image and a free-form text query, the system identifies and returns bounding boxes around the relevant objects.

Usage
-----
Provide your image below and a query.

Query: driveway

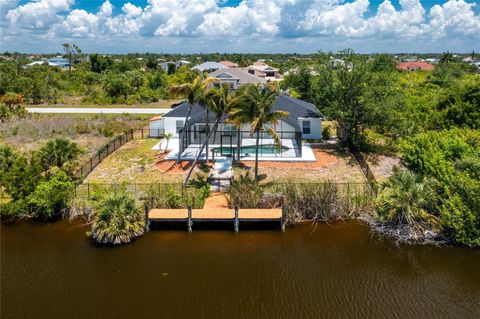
[26,107,171,114]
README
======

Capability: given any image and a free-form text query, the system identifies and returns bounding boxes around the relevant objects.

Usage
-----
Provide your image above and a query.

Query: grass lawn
[86,139,192,184]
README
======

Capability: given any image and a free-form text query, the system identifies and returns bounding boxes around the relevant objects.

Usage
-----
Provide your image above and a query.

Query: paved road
[26,107,170,114]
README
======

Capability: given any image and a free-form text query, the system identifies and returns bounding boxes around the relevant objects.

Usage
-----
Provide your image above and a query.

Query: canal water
[1,220,479,319]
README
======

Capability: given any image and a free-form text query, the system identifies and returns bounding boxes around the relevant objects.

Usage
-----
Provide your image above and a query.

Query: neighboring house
[219,61,239,68]
[208,68,267,90]
[150,95,323,159]
[26,57,70,68]
[244,61,283,82]
[159,60,190,71]
[192,62,227,72]
[149,116,164,137]
[397,61,435,71]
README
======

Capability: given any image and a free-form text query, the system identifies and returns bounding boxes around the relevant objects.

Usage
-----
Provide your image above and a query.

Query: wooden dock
[147,194,285,231]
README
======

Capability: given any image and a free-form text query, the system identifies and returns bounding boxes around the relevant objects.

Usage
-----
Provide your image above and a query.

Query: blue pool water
[214,144,289,155]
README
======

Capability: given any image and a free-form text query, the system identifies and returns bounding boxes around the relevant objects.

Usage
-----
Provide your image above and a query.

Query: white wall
[163,117,185,137]
[149,119,164,137]
[298,117,322,139]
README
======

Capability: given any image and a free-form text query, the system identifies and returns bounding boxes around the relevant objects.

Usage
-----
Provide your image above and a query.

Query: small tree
[90,186,144,245]
[62,43,82,74]
[168,75,215,164]
[36,138,83,174]
[164,132,174,153]
[230,85,288,181]
[0,93,26,122]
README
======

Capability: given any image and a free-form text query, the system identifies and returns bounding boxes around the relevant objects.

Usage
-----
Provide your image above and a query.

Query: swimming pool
[213,144,289,156]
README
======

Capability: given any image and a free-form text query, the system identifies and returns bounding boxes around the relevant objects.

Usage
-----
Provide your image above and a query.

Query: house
[150,95,323,160]
[208,68,267,90]
[219,61,239,68]
[397,61,435,71]
[244,61,283,82]
[159,60,190,71]
[192,62,227,72]
[26,57,70,68]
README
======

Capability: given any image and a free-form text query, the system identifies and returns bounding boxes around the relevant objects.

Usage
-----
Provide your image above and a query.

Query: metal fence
[73,128,165,183]
[181,129,303,160]
[75,182,184,199]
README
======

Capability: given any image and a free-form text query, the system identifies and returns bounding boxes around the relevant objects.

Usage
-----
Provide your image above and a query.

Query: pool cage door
[220,135,233,157]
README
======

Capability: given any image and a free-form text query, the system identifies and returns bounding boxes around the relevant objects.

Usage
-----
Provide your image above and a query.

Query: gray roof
[164,95,321,131]
[192,62,227,72]
[208,68,267,85]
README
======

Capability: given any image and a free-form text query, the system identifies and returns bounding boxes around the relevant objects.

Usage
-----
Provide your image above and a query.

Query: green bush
[27,170,75,220]
[376,169,439,232]
[90,185,144,245]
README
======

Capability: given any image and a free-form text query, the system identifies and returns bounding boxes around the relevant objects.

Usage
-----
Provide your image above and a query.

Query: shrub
[228,172,264,208]
[90,186,144,245]
[322,126,331,139]
[27,170,75,220]
[376,169,439,232]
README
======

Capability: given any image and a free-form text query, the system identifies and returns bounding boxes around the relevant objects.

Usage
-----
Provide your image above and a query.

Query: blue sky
[2,0,479,53]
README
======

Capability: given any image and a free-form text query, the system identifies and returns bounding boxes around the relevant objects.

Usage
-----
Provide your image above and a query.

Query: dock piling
[187,206,192,232]
[281,207,286,232]
[234,206,239,232]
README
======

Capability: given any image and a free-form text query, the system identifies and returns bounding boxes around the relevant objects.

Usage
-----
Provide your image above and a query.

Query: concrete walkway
[26,107,171,114]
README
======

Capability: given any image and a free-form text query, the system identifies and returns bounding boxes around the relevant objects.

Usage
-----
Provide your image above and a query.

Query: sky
[1,0,479,54]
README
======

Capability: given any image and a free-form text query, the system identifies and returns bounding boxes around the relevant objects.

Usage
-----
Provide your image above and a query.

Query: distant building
[208,68,266,90]
[397,61,435,71]
[192,62,227,72]
[26,56,69,68]
[159,60,190,71]
[219,61,239,68]
[244,61,283,82]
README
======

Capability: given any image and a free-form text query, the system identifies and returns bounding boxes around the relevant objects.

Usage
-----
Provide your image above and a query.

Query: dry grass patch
[235,145,365,183]
[86,139,186,183]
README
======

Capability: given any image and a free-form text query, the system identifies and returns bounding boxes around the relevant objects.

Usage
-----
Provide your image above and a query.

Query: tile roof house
[208,68,266,89]
[397,61,435,71]
[244,61,283,82]
[219,61,239,68]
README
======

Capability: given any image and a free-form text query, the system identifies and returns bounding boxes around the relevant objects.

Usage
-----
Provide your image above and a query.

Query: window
[302,120,311,135]
[176,120,184,133]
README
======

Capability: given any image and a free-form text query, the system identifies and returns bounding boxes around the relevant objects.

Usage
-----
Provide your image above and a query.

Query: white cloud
[6,0,74,30]
[1,0,479,52]
[122,2,142,17]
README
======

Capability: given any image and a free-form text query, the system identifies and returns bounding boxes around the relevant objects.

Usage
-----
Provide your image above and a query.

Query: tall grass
[228,173,375,224]
[272,182,375,224]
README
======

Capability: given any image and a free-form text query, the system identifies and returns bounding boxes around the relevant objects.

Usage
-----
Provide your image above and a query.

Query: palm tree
[230,85,288,181]
[91,186,144,245]
[376,169,438,231]
[36,138,83,174]
[182,84,236,187]
[168,75,215,164]
[164,132,174,153]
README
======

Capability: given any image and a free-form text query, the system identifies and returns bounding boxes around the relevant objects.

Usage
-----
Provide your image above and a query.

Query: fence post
[90,158,93,172]
[98,151,101,163]
[87,183,90,199]
[141,128,144,139]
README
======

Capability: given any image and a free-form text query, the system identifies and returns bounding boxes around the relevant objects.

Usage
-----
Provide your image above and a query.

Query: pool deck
[152,137,316,162]
[148,193,285,231]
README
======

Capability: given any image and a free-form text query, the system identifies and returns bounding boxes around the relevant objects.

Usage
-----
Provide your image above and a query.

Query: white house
[149,95,323,160]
